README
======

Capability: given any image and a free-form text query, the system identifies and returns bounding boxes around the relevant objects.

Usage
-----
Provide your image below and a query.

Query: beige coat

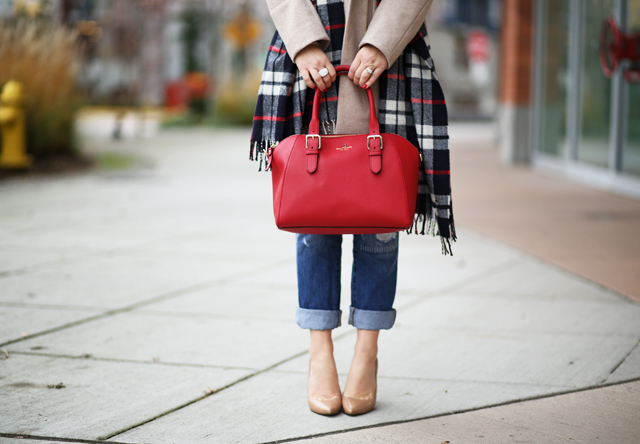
[265,0,434,134]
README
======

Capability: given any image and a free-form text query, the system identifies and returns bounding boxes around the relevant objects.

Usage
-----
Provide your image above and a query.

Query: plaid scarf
[250,0,456,255]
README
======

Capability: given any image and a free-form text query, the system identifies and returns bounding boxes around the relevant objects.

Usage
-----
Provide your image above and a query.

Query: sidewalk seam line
[0,230,208,279]
[0,258,291,348]
[0,302,107,311]
[395,255,526,312]
[97,347,315,441]
[6,350,259,371]
[254,377,640,444]
[0,433,132,444]
[602,337,640,383]
[0,281,216,348]
[99,330,357,441]
[0,224,273,279]
[463,227,640,304]
[267,369,575,388]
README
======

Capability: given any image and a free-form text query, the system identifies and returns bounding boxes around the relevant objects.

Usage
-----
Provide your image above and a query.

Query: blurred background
[0,0,639,196]
[4,4,640,440]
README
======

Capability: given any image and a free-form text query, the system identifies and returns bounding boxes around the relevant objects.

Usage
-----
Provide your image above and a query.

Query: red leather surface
[269,65,420,234]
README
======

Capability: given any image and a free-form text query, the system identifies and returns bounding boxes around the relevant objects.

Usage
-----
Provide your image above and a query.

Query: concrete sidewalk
[0,121,639,443]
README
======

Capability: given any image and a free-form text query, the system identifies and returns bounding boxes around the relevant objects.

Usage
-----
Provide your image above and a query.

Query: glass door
[622,0,640,176]
[539,0,570,158]
[534,0,640,186]
[578,0,616,168]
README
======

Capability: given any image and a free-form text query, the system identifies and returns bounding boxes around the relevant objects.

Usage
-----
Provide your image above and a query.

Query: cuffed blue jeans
[296,233,399,331]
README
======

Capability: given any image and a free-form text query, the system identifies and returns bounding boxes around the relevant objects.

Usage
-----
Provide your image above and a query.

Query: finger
[327,64,337,83]
[310,68,328,91]
[364,68,382,89]
[348,57,361,81]
[300,69,316,89]
[359,67,373,87]
[353,63,368,86]
[317,66,334,89]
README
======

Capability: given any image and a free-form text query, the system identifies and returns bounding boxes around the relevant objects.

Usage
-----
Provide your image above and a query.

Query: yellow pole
[0,81,32,169]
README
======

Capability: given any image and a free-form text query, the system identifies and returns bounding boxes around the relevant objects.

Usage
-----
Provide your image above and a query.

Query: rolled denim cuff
[348,306,396,330]
[296,307,342,330]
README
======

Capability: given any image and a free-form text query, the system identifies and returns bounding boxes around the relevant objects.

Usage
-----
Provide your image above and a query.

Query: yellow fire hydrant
[0,81,31,169]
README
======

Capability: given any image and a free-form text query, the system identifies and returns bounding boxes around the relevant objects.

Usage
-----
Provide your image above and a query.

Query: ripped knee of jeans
[297,233,342,249]
[355,232,399,254]
[375,232,397,243]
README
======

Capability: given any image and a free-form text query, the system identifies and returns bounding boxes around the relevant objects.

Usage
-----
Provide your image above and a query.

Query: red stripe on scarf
[384,74,405,80]
[254,112,303,122]
[254,116,285,122]
[409,32,424,45]
[425,169,450,175]
[306,96,338,106]
[269,46,287,54]
[324,24,345,30]
[411,98,446,104]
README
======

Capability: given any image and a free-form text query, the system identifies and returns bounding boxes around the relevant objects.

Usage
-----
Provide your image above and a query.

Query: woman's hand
[348,44,388,89]
[294,43,337,91]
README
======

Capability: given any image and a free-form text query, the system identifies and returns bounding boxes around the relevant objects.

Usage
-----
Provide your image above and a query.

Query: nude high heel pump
[308,392,342,416]
[308,366,342,416]
[342,358,378,416]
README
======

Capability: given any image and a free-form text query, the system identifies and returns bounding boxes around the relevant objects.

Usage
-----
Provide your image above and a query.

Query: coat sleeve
[265,0,330,63]
[359,0,434,67]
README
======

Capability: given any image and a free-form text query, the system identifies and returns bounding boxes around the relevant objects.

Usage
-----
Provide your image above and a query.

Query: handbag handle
[304,65,382,175]
[307,65,380,137]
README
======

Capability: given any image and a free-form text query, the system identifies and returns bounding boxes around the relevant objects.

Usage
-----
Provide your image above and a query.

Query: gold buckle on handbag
[367,135,383,150]
[306,134,321,150]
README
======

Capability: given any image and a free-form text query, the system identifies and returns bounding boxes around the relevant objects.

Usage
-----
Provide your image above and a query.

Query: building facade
[501,0,640,197]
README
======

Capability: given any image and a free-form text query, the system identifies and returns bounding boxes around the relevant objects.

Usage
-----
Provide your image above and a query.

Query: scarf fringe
[406,204,456,256]
[250,119,336,171]
[250,139,278,172]
[441,237,453,255]
[441,216,456,256]
[320,120,337,135]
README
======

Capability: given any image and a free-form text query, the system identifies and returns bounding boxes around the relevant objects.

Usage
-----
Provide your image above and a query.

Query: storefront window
[622,1,640,177]
[539,0,569,157]
[578,0,616,168]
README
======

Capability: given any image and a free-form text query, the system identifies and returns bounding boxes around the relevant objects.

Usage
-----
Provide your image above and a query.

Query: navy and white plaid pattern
[251,0,456,254]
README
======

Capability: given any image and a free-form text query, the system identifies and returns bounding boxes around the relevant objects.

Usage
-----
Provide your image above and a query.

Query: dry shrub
[0,19,82,158]
[213,74,261,126]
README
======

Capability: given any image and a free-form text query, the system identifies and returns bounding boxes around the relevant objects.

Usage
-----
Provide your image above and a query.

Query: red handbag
[267,65,420,235]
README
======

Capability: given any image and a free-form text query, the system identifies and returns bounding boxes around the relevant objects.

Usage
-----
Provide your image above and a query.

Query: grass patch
[97,152,137,171]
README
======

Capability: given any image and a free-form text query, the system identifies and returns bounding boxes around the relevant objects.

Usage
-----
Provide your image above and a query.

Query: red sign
[600,17,640,82]
[467,30,491,62]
